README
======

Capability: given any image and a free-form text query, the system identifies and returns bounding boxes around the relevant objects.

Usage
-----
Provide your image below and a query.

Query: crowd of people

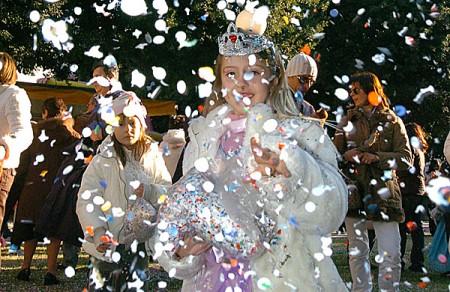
[0,8,449,292]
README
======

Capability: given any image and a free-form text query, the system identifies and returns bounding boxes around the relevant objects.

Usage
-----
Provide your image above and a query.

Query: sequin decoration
[159,157,275,258]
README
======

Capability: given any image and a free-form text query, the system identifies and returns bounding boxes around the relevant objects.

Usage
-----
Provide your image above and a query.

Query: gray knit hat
[285,52,318,81]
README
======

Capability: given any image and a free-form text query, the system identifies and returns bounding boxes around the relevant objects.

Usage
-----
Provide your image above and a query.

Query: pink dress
[193,112,253,291]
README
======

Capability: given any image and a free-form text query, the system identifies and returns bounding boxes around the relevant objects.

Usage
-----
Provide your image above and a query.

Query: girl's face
[114,115,142,149]
[221,55,271,115]
[350,82,369,108]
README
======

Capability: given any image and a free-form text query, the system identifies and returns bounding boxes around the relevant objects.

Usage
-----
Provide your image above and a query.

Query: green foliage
[0,0,328,116]
[0,0,448,147]
[312,0,449,156]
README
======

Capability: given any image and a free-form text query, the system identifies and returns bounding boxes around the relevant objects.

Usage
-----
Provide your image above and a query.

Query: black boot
[44,272,60,285]
[17,268,31,281]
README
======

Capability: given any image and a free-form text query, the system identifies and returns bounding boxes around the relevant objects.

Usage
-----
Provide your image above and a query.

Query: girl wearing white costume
[155,10,348,292]
[77,93,171,291]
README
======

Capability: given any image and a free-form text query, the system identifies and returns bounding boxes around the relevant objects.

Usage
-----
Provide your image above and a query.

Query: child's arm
[140,145,172,206]
[255,127,348,236]
[76,156,111,253]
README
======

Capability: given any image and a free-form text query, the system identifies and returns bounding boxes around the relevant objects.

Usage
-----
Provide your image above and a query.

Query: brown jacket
[334,107,412,222]
[15,117,81,225]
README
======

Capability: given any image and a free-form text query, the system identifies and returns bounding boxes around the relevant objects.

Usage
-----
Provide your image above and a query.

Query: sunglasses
[350,87,361,95]
[296,76,314,84]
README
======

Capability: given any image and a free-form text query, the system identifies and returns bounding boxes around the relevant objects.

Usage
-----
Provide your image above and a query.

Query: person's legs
[409,195,425,270]
[373,221,402,292]
[47,238,61,275]
[0,169,16,234]
[398,195,412,270]
[62,242,80,268]
[398,220,408,269]
[345,216,372,292]
[88,256,120,291]
[21,239,38,269]
[1,176,23,237]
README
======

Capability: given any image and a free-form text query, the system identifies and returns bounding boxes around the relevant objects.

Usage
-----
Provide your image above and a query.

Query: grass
[0,232,449,291]
[333,233,450,291]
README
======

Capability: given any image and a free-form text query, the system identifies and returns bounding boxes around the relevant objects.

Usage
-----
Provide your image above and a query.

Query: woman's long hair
[0,52,18,85]
[406,122,429,153]
[350,72,390,109]
[112,117,153,166]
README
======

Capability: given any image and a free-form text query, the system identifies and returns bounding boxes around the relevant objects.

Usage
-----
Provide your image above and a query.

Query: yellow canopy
[17,81,177,117]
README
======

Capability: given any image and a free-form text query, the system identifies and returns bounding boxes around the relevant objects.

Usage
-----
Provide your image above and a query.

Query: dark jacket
[14,117,80,225]
[334,107,412,222]
[34,138,96,246]
[397,147,426,196]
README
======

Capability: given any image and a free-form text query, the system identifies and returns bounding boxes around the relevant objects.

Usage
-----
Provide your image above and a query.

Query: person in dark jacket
[15,97,80,285]
[334,72,412,292]
[397,123,428,273]
[73,95,99,135]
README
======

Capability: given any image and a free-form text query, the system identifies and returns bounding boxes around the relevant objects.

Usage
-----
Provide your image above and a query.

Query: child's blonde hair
[202,49,298,117]
[202,32,298,118]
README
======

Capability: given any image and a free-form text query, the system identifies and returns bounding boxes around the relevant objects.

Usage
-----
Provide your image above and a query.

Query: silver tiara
[218,23,273,56]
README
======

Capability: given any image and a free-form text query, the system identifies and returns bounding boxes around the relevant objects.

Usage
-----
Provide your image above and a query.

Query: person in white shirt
[0,52,33,247]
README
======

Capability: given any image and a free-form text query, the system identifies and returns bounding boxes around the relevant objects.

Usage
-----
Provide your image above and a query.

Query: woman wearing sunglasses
[334,71,412,292]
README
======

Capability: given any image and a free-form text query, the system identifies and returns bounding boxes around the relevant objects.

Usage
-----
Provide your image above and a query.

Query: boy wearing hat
[286,52,327,120]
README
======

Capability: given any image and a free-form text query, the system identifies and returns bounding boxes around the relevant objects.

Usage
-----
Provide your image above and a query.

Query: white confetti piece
[38,130,49,142]
[34,154,45,165]
[202,181,214,193]
[152,66,166,80]
[177,80,187,94]
[194,157,209,172]
[335,88,349,100]
[121,0,147,16]
[80,190,92,200]
[314,252,324,261]
[62,165,74,175]
[154,19,167,32]
[153,35,165,44]
[168,268,176,278]
[64,266,76,278]
[263,119,278,133]
[93,196,105,205]
[84,46,103,59]
[305,201,316,212]
[30,10,40,23]
[131,69,146,87]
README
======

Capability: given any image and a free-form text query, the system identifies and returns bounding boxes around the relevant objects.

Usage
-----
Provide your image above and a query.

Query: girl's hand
[250,137,291,178]
[135,183,144,197]
[97,242,111,253]
[359,152,380,164]
[175,234,211,259]
[343,148,362,163]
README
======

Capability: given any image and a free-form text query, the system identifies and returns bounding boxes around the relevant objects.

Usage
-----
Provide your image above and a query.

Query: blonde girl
[156,10,348,292]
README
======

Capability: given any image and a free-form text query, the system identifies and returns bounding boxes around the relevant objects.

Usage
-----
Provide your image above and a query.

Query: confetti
[86,226,94,237]
[101,201,112,212]
[30,10,40,23]
[65,266,76,278]
[368,91,381,106]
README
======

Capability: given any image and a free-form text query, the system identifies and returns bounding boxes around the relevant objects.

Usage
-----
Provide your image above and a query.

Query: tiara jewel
[218,23,273,56]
